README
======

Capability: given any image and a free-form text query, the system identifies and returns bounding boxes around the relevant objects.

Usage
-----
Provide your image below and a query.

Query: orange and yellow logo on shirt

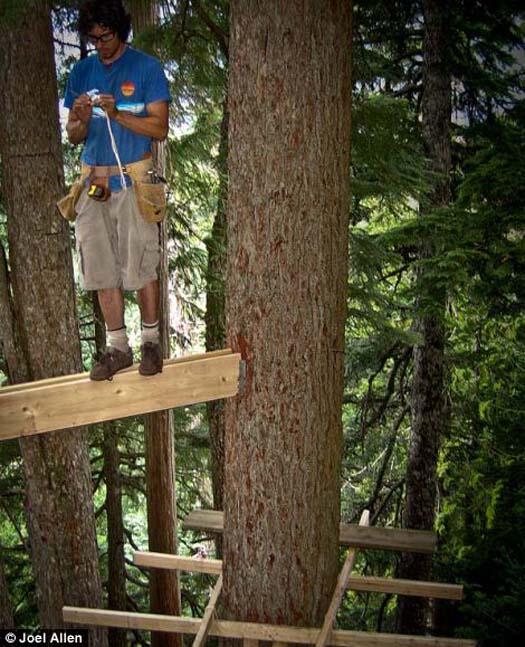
[121,81,135,97]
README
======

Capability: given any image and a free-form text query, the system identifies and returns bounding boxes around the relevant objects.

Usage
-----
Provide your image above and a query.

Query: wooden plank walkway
[0,350,241,440]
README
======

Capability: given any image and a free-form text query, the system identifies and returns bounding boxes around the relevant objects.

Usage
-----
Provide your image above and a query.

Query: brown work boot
[90,347,133,381]
[139,342,163,376]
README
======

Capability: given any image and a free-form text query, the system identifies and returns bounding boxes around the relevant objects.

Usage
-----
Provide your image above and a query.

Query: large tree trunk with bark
[205,99,228,556]
[396,0,452,635]
[0,4,106,644]
[129,4,182,646]
[223,0,352,625]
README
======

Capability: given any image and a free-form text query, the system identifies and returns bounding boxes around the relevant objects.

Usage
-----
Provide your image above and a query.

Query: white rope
[87,89,128,191]
[104,110,127,191]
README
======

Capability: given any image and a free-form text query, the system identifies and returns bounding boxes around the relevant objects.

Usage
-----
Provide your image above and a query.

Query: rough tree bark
[205,99,228,555]
[0,242,27,385]
[0,4,106,644]
[129,3,181,646]
[223,0,352,625]
[396,0,452,635]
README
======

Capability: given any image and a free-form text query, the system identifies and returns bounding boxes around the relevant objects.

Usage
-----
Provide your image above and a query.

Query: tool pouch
[56,174,88,222]
[126,160,167,223]
[133,179,166,223]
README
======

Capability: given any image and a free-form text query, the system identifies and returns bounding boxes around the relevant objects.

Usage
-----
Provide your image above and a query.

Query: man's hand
[71,94,93,124]
[67,94,92,145]
[96,94,118,119]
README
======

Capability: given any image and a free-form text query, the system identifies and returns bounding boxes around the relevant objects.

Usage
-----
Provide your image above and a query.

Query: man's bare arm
[97,95,169,140]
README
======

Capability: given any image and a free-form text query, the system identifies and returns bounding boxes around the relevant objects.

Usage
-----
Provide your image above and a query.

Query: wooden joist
[62,607,476,647]
[347,576,463,600]
[192,574,223,647]
[132,551,463,600]
[316,510,370,647]
[133,551,222,574]
[0,350,241,440]
[182,509,437,554]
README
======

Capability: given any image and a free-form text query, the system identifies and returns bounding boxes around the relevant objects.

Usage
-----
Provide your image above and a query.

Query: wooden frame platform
[0,349,241,440]
[63,510,471,647]
[62,607,476,646]
[182,509,437,553]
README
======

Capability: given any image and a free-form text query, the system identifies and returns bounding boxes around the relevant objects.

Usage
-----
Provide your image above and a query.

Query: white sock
[141,320,160,345]
[107,326,130,353]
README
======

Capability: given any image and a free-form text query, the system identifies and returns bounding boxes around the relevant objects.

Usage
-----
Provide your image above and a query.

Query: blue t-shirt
[64,46,170,191]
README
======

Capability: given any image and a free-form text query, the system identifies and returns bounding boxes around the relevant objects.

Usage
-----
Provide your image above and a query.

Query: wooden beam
[182,509,437,554]
[62,607,476,647]
[0,351,240,440]
[316,510,370,647]
[133,551,222,575]
[0,349,233,395]
[192,574,223,647]
[134,551,462,602]
[133,551,462,601]
[347,576,463,600]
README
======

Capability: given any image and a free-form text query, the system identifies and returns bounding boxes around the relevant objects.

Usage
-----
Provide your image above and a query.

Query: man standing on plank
[65,0,170,380]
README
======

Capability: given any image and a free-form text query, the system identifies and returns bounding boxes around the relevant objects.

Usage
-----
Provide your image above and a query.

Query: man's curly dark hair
[78,0,132,42]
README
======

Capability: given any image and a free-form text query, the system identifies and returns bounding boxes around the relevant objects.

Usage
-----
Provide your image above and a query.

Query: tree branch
[367,405,409,517]
[191,0,229,59]
[364,346,412,432]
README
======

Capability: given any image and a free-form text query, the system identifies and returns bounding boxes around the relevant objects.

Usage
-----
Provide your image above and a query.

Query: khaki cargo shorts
[74,186,160,291]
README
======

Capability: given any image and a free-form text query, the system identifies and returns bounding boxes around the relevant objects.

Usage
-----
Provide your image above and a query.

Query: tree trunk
[0,557,14,628]
[130,4,182,646]
[0,242,28,385]
[102,425,127,647]
[94,293,127,647]
[0,5,106,645]
[223,0,352,625]
[205,99,228,556]
[396,0,452,635]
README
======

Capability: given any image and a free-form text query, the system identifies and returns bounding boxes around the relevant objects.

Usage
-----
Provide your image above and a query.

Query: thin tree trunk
[0,557,14,628]
[130,4,181,645]
[0,5,106,644]
[102,426,127,647]
[205,99,228,557]
[396,0,452,635]
[93,295,127,647]
[223,0,352,625]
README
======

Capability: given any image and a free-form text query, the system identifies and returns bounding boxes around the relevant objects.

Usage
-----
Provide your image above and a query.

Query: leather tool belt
[57,155,166,223]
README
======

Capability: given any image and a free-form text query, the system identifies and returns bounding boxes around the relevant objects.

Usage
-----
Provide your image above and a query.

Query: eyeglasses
[87,31,115,45]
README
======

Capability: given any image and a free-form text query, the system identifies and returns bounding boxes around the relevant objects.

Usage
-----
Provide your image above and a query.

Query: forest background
[0,1,524,646]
